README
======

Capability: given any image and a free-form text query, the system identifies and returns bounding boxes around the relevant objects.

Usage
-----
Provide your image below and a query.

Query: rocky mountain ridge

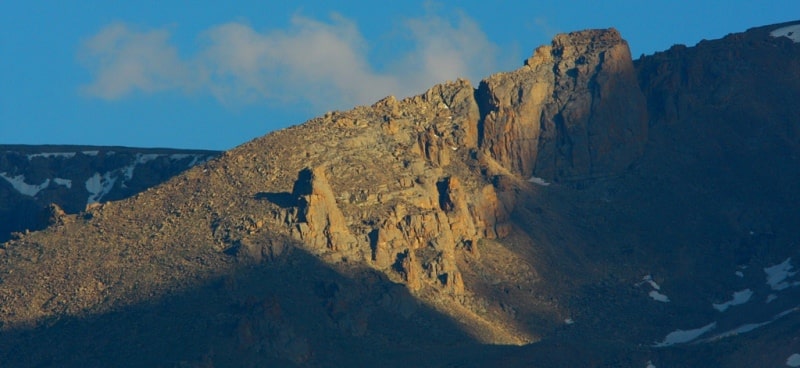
[0,145,220,242]
[1,21,799,367]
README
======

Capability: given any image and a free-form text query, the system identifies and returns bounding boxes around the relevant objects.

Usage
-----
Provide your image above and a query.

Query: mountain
[1,21,799,367]
[0,145,220,243]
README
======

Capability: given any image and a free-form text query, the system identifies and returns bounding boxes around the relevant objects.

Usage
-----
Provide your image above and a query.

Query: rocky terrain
[0,21,799,367]
[0,145,219,242]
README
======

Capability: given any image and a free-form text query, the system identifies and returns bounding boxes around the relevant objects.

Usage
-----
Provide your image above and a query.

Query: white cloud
[78,23,197,99]
[78,11,504,111]
[398,10,501,92]
[199,15,400,109]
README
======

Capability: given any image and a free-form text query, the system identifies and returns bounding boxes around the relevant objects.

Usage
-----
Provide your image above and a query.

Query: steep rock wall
[479,29,648,181]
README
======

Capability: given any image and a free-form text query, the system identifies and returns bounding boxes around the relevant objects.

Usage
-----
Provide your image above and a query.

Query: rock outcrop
[289,166,357,253]
[291,29,652,297]
[478,29,648,181]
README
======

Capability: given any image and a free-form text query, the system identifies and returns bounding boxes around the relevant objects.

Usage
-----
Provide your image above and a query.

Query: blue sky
[2,1,798,150]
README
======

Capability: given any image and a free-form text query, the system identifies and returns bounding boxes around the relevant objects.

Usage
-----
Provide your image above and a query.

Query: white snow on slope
[700,305,799,343]
[26,152,77,160]
[771,24,800,43]
[85,172,117,205]
[649,290,670,303]
[704,321,770,341]
[123,153,162,180]
[653,322,716,347]
[53,178,72,189]
[170,153,210,167]
[639,275,670,302]
[712,289,753,312]
[0,172,50,197]
[641,275,661,290]
[765,258,797,291]
[787,353,800,367]
[528,176,550,186]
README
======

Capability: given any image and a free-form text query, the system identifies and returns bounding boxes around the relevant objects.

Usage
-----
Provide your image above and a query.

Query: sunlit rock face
[477,28,648,182]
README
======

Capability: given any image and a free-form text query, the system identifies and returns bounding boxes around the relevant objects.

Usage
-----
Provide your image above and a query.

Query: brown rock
[397,248,421,291]
[478,28,648,182]
[290,167,357,253]
[471,184,512,239]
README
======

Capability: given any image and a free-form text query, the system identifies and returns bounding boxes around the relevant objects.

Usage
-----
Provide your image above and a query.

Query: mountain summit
[1,22,800,367]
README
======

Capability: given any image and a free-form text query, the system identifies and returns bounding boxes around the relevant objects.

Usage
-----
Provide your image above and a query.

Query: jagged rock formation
[478,29,648,181]
[261,29,646,302]
[289,166,358,252]
[1,21,800,367]
[0,145,219,242]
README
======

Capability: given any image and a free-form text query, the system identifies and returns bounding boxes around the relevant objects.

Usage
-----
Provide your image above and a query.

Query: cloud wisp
[78,11,504,112]
[78,23,198,99]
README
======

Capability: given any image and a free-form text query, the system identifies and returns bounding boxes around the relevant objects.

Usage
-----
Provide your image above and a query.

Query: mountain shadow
[0,243,483,368]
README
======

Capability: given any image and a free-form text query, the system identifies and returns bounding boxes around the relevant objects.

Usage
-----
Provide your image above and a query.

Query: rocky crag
[0,22,799,367]
[0,145,219,242]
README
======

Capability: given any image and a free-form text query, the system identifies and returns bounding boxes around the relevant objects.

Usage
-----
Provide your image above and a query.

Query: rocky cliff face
[1,22,800,367]
[0,145,219,242]
[478,29,648,181]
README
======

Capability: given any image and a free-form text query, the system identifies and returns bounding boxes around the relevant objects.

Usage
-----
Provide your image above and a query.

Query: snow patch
[787,353,800,367]
[704,321,771,341]
[646,361,656,368]
[765,258,797,291]
[775,306,798,319]
[85,172,117,204]
[82,150,99,156]
[723,322,767,335]
[641,275,661,290]
[712,289,753,312]
[771,24,800,43]
[53,178,72,189]
[564,318,575,325]
[0,172,50,197]
[653,322,716,347]
[137,153,161,165]
[766,294,778,303]
[528,176,550,186]
[700,305,799,343]
[123,153,164,180]
[649,290,670,303]
[735,271,744,278]
[170,153,209,167]
[26,152,76,160]
[639,275,670,302]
